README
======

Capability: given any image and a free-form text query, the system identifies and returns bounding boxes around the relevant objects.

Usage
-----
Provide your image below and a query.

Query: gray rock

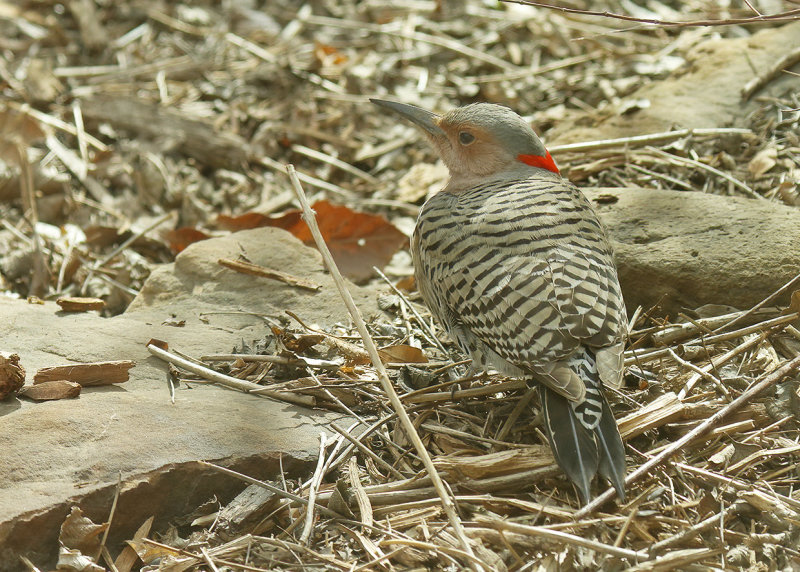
[0,227,379,569]
[128,226,381,327]
[585,187,800,315]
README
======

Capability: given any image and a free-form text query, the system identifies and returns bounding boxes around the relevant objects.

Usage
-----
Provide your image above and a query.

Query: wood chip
[20,380,81,401]
[34,360,135,386]
[56,296,106,312]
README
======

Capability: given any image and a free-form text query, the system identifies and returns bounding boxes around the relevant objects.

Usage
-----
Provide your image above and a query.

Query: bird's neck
[442,163,546,194]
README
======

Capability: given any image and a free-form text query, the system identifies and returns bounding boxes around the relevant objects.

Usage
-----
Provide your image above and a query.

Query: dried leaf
[748,146,777,177]
[395,275,416,292]
[262,200,408,283]
[377,344,428,364]
[164,227,211,253]
[709,443,736,466]
[788,290,800,315]
[396,162,447,203]
[57,545,104,572]
[115,516,154,572]
[776,181,799,206]
[59,506,107,554]
[0,105,47,162]
[284,333,326,353]
[216,212,272,231]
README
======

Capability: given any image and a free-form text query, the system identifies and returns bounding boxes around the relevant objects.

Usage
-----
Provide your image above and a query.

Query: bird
[371,98,627,504]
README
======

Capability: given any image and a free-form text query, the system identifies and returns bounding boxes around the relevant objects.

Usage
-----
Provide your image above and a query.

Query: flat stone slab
[585,187,800,314]
[0,228,380,568]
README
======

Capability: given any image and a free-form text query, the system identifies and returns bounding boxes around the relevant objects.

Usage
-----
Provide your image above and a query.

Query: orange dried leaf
[378,344,428,364]
[164,227,210,253]
[263,201,408,283]
[217,212,272,231]
[395,275,416,292]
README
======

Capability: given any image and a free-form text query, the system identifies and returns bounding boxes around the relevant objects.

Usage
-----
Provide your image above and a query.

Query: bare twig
[301,432,328,544]
[711,271,800,333]
[503,1,800,28]
[475,517,647,560]
[331,422,407,480]
[373,266,448,354]
[147,343,316,407]
[550,128,751,154]
[218,257,321,291]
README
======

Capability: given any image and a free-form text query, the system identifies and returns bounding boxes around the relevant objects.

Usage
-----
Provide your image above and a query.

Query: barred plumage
[372,99,628,503]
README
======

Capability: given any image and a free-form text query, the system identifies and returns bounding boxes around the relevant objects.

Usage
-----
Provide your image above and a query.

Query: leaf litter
[0,0,798,570]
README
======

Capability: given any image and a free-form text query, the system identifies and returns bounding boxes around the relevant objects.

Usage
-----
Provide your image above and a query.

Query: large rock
[585,187,800,314]
[0,227,380,569]
[128,226,381,327]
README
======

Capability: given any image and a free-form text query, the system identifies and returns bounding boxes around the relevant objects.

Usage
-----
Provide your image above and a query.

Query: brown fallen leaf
[216,212,271,231]
[0,352,25,400]
[394,275,416,292]
[84,225,172,261]
[20,380,81,401]
[57,546,104,572]
[242,200,408,283]
[378,344,428,364]
[57,296,106,312]
[35,360,135,386]
[164,226,211,253]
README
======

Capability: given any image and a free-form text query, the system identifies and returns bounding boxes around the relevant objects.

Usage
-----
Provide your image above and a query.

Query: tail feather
[539,385,598,503]
[538,348,627,504]
[596,398,627,501]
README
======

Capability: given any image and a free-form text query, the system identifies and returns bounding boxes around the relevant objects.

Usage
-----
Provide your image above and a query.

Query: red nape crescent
[518,150,560,174]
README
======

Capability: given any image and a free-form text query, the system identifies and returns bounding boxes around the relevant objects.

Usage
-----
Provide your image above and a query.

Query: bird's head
[371,99,559,192]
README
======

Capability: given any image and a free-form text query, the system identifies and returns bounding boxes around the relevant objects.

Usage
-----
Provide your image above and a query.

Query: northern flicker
[372,99,627,503]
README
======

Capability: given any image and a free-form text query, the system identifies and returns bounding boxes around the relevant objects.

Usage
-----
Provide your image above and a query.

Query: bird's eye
[458,131,476,145]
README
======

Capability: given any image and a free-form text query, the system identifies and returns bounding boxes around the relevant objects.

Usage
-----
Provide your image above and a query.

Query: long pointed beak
[370,99,446,138]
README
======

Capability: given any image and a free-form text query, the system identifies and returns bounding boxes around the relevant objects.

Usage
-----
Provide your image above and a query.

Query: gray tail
[539,385,598,503]
[539,349,626,503]
[595,395,626,501]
